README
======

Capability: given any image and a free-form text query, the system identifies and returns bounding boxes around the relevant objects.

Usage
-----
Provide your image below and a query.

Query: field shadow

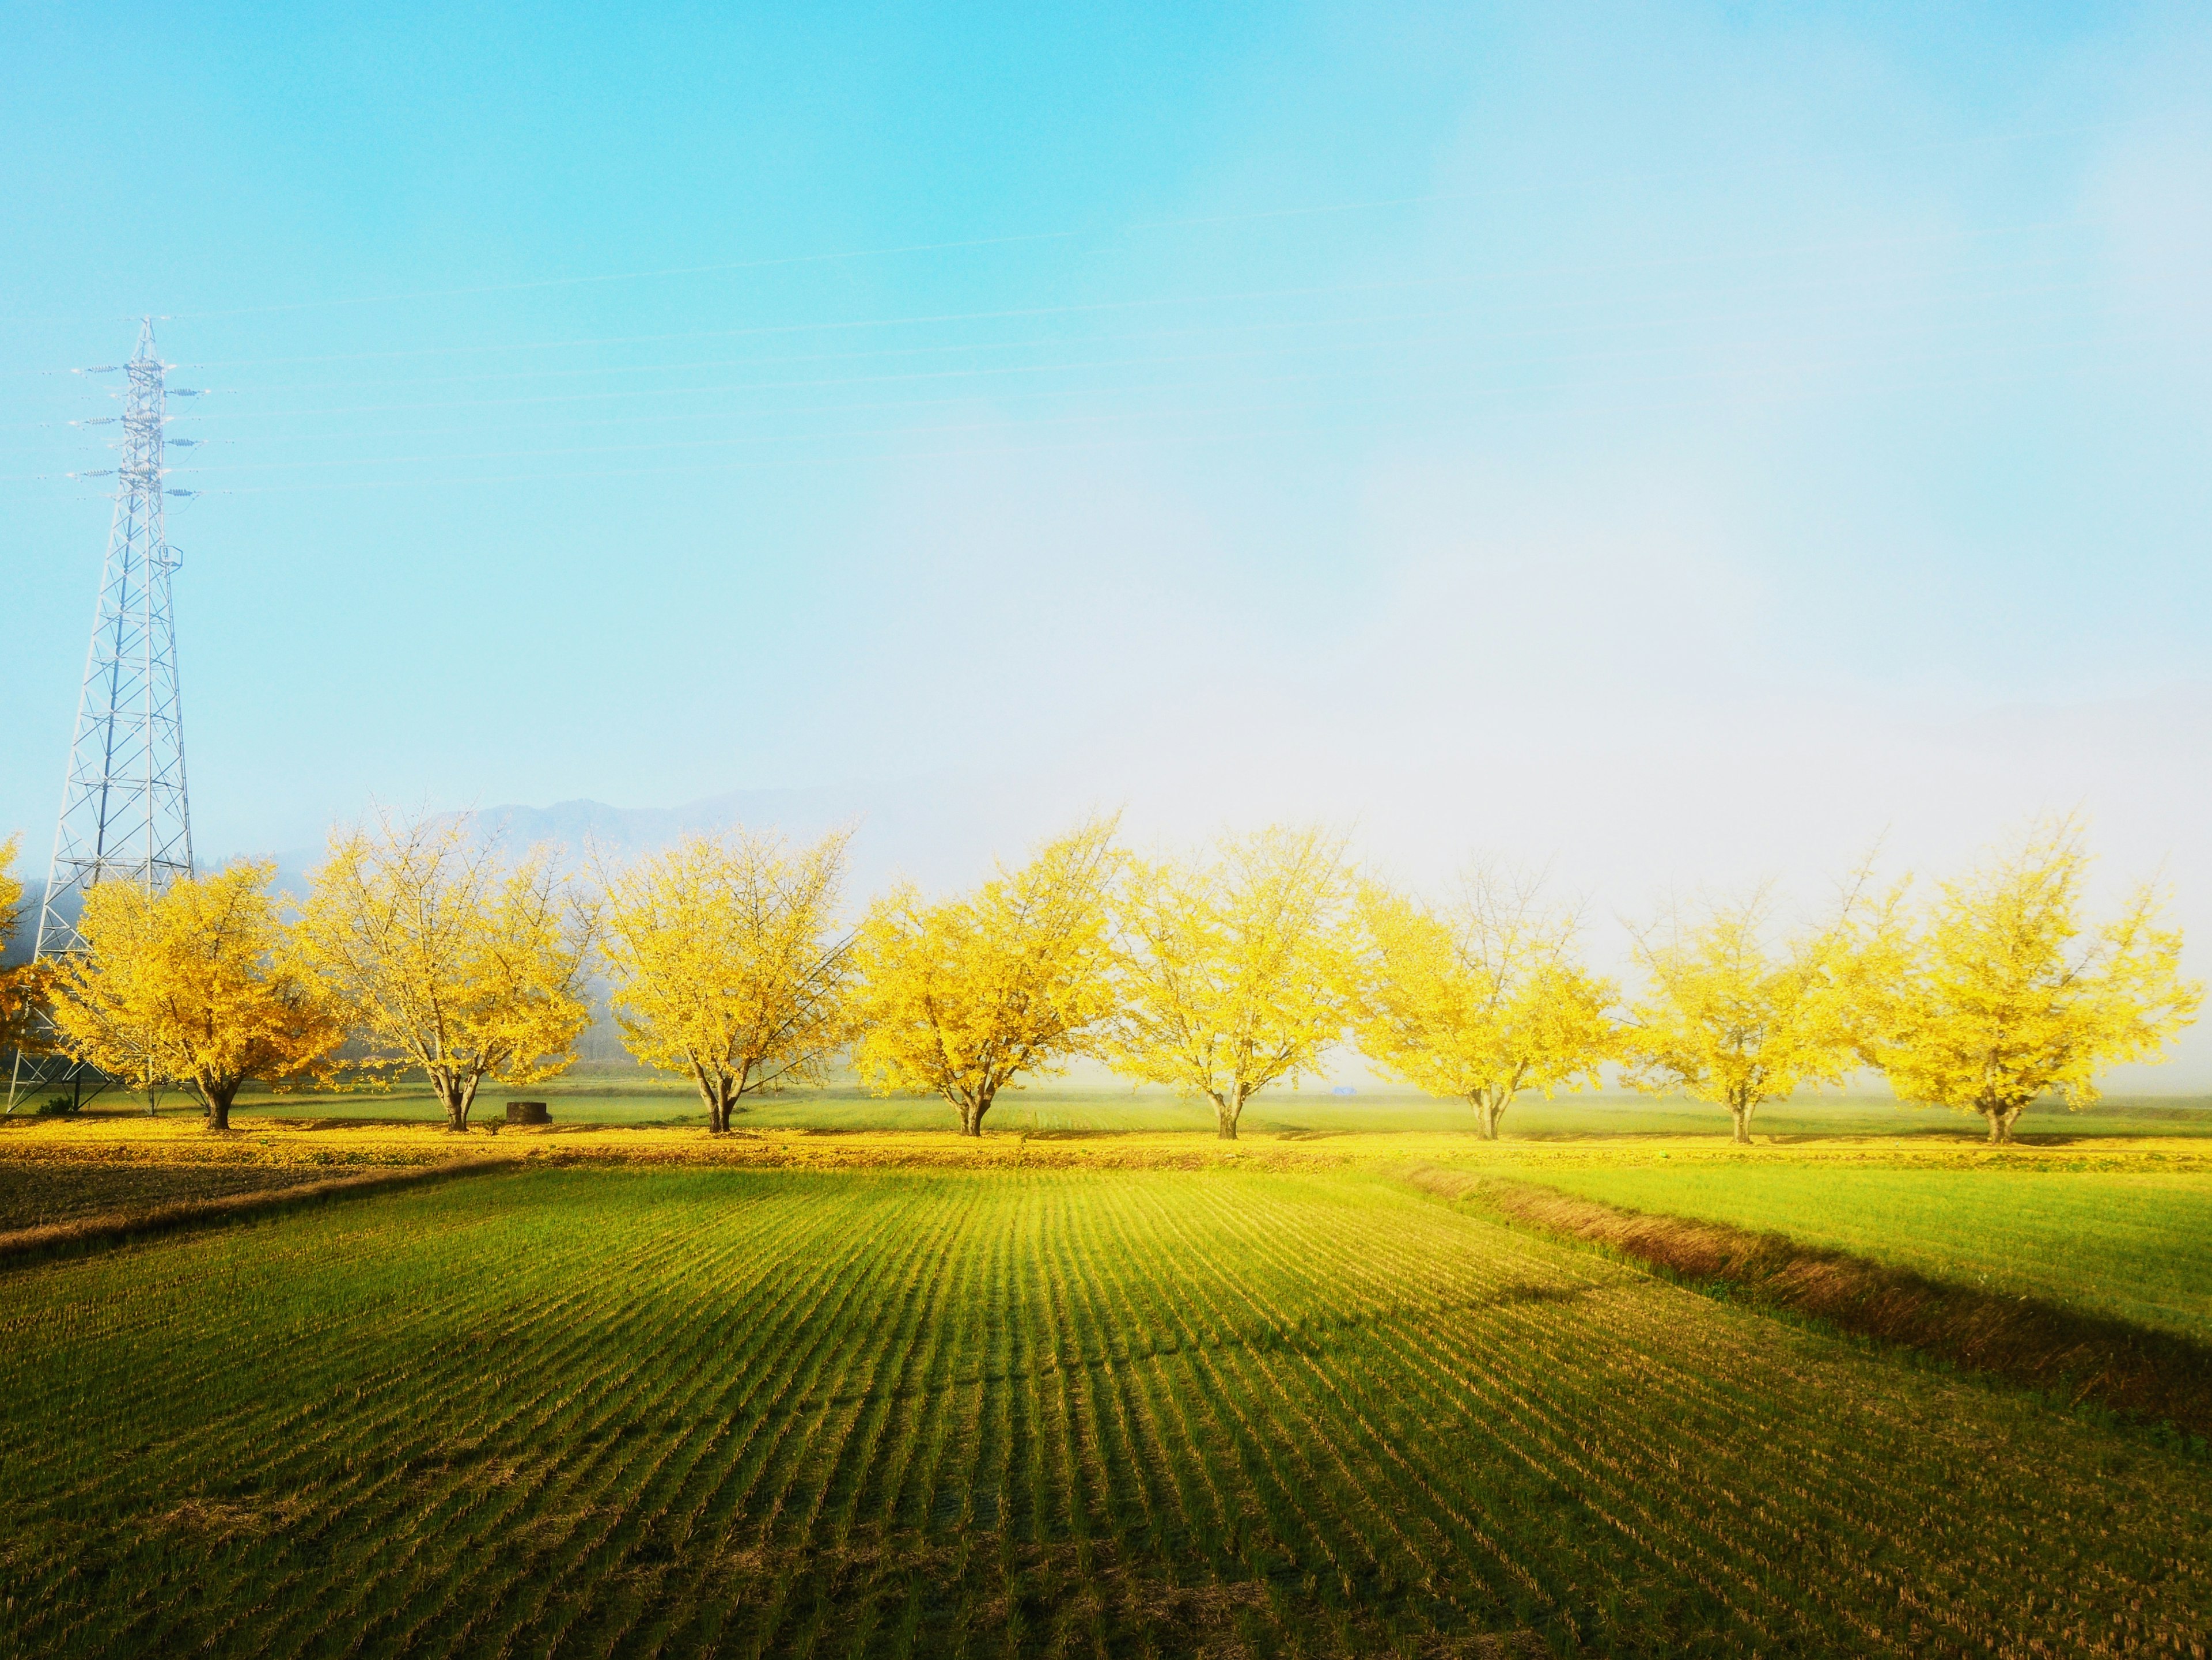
[1488,1282,1597,1307]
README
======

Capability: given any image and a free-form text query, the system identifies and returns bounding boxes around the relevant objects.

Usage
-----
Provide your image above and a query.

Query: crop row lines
[6,1169,2211,1657]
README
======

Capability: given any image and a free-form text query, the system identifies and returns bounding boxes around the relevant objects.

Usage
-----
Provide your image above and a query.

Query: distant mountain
[471,786,869,854]
[5,772,1063,965]
[463,771,1081,896]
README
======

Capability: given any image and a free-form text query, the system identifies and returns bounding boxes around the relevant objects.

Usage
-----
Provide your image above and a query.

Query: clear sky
[5,3,2212,1070]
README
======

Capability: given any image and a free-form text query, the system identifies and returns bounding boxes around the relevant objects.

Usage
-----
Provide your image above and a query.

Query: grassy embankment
[4,1162,2210,1657]
[1472,1157,2212,1341]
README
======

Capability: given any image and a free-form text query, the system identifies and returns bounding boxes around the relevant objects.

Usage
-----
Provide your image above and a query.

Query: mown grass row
[1,1167,2207,1656]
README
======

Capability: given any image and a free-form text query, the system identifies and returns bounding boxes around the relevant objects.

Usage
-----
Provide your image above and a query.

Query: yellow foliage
[294,813,592,1130]
[0,833,19,942]
[0,833,52,1060]
[1349,864,1616,1139]
[1104,825,1351,1141]
[850,816,1120,1136]
[1873,814,2202,1143]
[6,1110,2210,1188]
[599,828,854,1132]
[1623,885,1860,1144]
[46,862,344,1130]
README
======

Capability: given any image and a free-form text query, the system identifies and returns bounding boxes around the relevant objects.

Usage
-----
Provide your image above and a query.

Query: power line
[175,216,2097,373]
[158,348,2172,501]
[141,283,2130,431]
[163,269,2104,400]
[0,271,2164,486]
[0,217,2105,400]
[111,324,2185,497]
[125,287,2105,455]
[0,234,2105,437]
[9,339,2166,507]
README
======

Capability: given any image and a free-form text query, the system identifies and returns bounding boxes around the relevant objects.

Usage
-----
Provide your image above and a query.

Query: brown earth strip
[1403,1163,2212,1441]
[0,1159,341,1231]
[0,1157,520,1270]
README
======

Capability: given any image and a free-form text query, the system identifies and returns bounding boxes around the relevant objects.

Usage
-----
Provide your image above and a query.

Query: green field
[1497,1159,2212,1341]
[3,1163,2209,1657]
[203,1079,2212,1141]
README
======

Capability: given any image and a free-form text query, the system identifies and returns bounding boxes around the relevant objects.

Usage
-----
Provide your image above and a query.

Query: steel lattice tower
[6,319,197,1110]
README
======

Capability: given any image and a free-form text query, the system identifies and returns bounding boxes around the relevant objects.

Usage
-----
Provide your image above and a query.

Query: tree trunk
[204,1085,237,1132]
[695,1068,728,1133]
[435,1071,474,1131]
[960,1091,992,1137]
[1986,1106,2022,1145]
[1730,1105,1753,1146]
[1474,1093,1504,1140]
[1214,1090,1241,1140]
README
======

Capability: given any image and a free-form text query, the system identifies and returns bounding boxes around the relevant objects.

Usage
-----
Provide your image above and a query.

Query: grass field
[1489,1159,2212,1342]
[5,1101,2210,1655]
[77,1078,2212,1142]
[3,1161,2210,1657]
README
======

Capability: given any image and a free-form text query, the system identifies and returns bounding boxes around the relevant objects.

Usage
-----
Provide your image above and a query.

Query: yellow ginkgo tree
[1623,885,1864,1146]
[294,813,594,1131]
[47,861,345,1129]
[1349,862,1616,1139]
[598,828,855,1132]
[1104,825,1352,1141]
[850,814,1120,1136]
[0,834,53,1068]
[48,871,171,1116]
[1872,815,2200,1144]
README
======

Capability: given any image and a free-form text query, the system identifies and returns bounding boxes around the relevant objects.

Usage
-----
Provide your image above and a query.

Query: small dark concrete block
[506,1100,551,1125]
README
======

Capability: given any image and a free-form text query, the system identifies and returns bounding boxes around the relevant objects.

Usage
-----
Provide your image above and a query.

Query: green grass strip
[1406,1164,2212,1443]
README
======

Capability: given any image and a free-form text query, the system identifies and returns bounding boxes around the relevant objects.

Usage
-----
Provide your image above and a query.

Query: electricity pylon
[6,319,199,1112]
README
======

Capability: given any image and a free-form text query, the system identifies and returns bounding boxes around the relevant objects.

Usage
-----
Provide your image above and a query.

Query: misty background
[4,5,2210,1086]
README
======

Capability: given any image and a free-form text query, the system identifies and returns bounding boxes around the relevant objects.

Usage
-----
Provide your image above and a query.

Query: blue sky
[4,4,2211,942]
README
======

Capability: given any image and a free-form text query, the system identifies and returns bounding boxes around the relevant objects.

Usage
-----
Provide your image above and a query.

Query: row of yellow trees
[0,813,2198,1143]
